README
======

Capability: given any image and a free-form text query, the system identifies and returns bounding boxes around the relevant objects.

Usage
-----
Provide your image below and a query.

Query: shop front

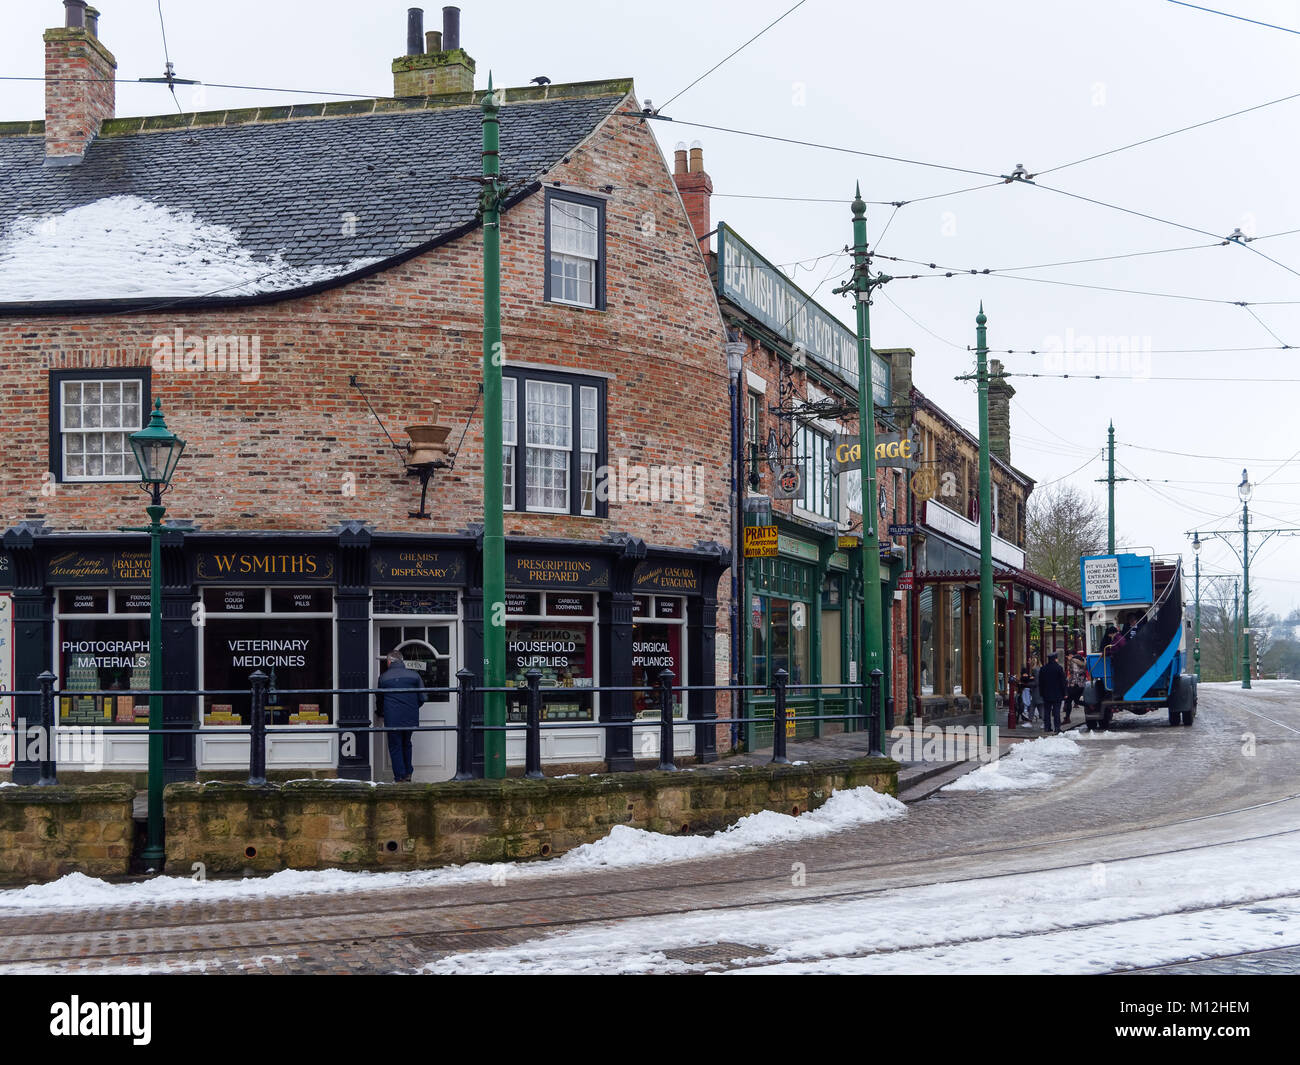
[1,524,728,782]
[911,500,1082,716]
[743,518,865,749]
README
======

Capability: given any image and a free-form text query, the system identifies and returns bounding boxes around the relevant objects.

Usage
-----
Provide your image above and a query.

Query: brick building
[0,4,732,782]
[882,348,1083,719]
[673,147,909,747]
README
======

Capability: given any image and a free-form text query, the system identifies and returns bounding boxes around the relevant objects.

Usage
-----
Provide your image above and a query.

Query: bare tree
[1024,482,1109,596]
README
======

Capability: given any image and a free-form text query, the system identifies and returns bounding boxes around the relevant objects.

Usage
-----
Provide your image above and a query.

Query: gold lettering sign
[196,552,334,581]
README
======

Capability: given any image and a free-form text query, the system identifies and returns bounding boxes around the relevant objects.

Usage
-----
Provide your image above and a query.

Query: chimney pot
[407,8,425,56]
[46,0,117,164]
[673,140,713,251]
[442,6,460,50]
[426,29,442,53]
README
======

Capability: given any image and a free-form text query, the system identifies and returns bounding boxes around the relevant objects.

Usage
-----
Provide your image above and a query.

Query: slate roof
[0,83,631,309]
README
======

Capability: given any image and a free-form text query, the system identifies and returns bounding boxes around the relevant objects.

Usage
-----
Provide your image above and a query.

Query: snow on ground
[421,830,1300,975]
[943,732,1085,792]
[0,784,905,913]
[0,196,379,301]
[1202,680,1300,693]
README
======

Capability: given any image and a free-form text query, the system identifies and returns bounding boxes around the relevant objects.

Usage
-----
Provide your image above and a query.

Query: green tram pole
[481,78,506,777]
[1240,470,1251,690]
[1107,421,1115,553]
[835,185,886,752]
[975,306,997,748]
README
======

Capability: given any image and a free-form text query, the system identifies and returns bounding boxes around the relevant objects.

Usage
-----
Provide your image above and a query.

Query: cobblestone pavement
[1,684,1297,974]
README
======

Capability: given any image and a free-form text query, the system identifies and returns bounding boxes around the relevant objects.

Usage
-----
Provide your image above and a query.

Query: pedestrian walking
[1064,650,1087,724]
[376,649,424,782]
[1038,651,1067,734]
[1017,663,1037,728]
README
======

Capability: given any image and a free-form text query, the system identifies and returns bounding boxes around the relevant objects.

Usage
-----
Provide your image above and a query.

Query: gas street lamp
[127,400,186,867]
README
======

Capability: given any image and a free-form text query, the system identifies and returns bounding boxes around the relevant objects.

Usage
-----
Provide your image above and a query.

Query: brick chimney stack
[673,140,713,253]
[393,7,477,97]
[877,348,915,409]
[44,0,117,165]
[988,357,1016,465]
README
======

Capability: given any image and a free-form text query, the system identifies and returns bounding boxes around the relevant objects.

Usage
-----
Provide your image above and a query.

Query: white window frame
[546,191,605,310]
[524,379,573,514]
[55,374,147,483]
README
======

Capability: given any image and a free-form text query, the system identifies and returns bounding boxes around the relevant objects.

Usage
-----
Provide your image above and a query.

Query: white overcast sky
[3,0,1299,618]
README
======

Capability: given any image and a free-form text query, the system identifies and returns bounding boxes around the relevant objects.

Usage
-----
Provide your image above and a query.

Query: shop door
[373,623,456,782]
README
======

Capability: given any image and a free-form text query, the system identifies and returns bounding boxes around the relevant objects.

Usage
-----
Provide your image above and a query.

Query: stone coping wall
[165,758,898,874]
[0,784,135,884]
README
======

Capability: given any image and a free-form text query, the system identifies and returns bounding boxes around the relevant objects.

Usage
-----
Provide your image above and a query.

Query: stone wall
[165,758,898,873]
[0,784,134,883]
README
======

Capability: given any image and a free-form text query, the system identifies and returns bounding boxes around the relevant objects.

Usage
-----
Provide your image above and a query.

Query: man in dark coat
[1037,651,1068,734]
[376,650,424,782]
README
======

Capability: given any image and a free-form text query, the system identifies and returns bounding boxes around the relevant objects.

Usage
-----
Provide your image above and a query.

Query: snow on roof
[0,196,378,302]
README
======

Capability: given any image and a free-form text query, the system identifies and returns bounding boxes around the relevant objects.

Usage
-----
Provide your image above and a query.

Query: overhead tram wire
[878,251,1300,307]
[153,0,183,114]
[995,345,1287,356]
[1035,451,1104,489]
[1165,1,1300,37]
[657,0,810,112]
[1005,370,1300,383]
[1119,441,1300,465]
[635,113,1006,181]
[877,240,1225,276]
[1037,86,1300,177]
[1114,458,1244,521]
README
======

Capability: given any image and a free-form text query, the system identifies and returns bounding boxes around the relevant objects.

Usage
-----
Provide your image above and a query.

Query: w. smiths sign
[718,223,890,406]
[829,430,921,473]
[195,550,336,583]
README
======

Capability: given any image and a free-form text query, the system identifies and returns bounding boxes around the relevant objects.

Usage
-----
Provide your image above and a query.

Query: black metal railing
[0,667,889,786]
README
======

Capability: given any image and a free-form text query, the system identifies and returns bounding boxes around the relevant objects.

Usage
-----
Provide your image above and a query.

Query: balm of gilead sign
[717,223,891,404]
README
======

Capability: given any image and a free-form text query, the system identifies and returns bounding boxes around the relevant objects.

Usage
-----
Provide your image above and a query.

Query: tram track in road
[5,770,1298,944]
[699,889,1300,974]
[5,803,1300,971]
[3,692,1294,972]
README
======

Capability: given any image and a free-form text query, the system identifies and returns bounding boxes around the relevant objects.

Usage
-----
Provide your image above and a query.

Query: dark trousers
[1043,700,1062,732]
[387,728,414,780]
[1065,685,1084,719]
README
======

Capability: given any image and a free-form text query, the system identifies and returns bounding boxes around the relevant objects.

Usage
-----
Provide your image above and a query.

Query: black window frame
[502,366,608,518]
[48,368,152,485]
[544,188,607,311]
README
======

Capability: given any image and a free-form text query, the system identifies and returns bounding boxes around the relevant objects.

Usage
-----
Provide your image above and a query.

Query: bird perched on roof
[531,76,551,86]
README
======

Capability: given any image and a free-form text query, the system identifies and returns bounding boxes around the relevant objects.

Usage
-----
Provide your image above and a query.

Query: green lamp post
[128,399,186,867]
